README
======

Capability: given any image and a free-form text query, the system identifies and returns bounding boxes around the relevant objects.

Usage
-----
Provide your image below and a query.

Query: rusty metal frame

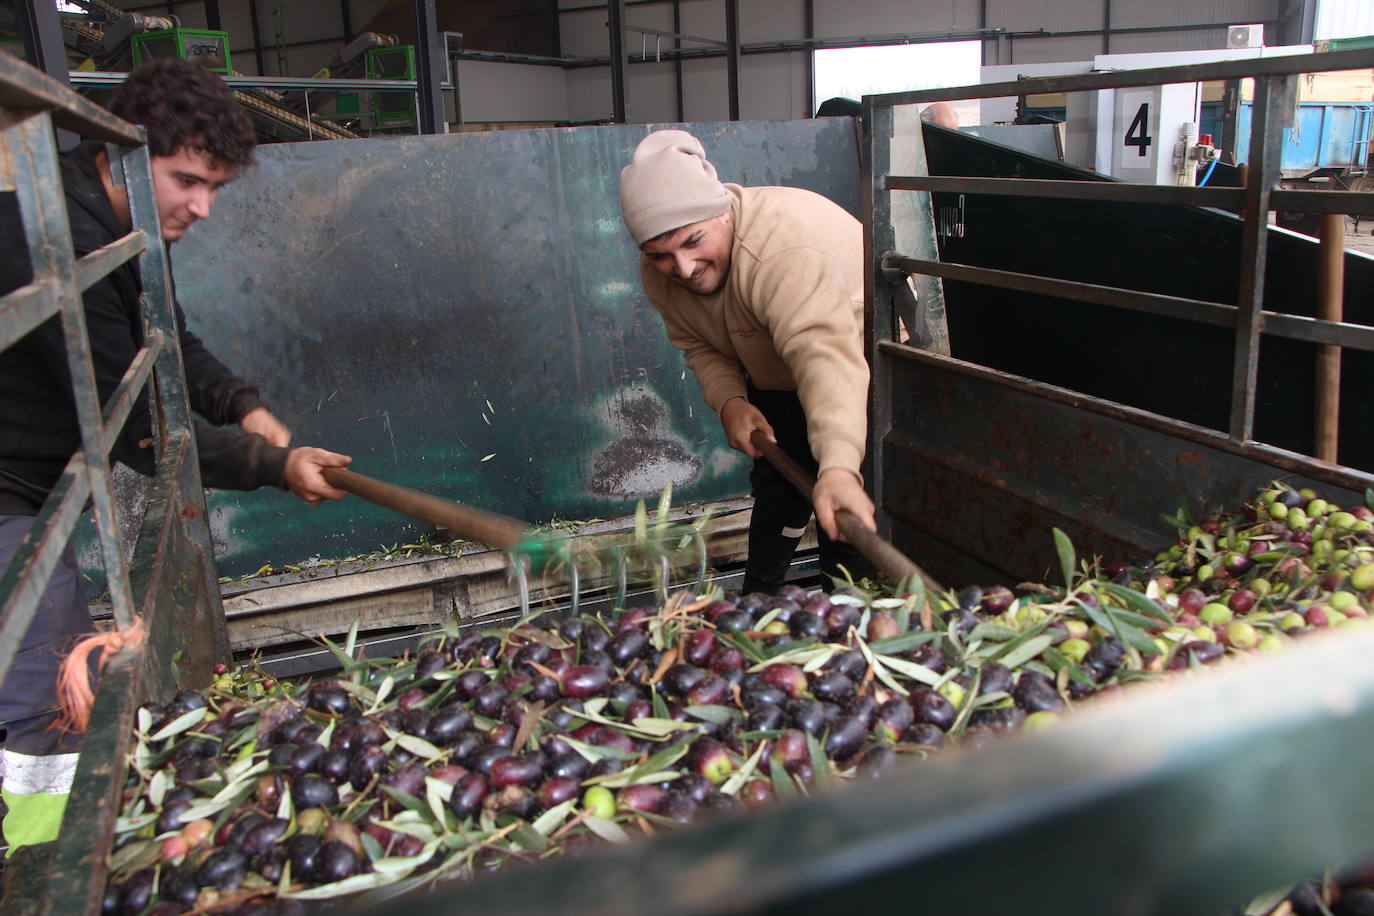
[0,54,219,733]
[863,47,1374,471]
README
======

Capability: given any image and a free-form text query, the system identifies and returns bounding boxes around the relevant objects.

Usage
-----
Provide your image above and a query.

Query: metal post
[803,0,814,117]
[673,0,684,122]
[1228,74,1296,442]
[608,0,628,123]
[725,0,740,121]
[1103,0,1112,53]
[1315,212,1344,462]
[411,0,446,134]
[342,0,354,43]
[16,0,69,87]
[205,0,222,31]
[248,0,266,76]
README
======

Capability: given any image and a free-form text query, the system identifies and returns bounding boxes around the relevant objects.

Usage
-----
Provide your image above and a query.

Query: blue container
[1205,99,1373,178]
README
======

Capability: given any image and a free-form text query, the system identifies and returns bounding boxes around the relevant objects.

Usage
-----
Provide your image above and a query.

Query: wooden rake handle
[321,467,527,550]
[749,430,943,592]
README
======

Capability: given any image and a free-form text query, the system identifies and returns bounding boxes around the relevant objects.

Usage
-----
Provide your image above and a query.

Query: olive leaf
[531,799,576,836]
[344,618,360,660]
[804,732,833,792]
[867,631,939,655]
[509,822,550,854]
[1099,582,1174,625]
[366,676,395,714]
[719,744,765,796]
[283,870,407,899]
[562,735,638,763]
[359,831,386,863]
[582,816,629,844]
[768,757,798,801]
[995,635,1055,671]
[1052,527,1076,590]
[684,705,743,726]
[148,706,207,742]
[856,637,909,696]
[870,653,942,688]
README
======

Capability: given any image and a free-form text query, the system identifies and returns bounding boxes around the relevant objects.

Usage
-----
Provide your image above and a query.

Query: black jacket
[0,142,288,515]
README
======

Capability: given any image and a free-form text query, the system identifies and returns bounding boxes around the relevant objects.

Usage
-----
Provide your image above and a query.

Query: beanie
[619,130,733,246]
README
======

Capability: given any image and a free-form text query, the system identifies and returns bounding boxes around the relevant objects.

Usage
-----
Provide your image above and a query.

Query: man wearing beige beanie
[619,129,876,593]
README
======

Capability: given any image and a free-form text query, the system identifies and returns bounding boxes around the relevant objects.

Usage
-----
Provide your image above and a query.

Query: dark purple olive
[268,743,297,769]
[447,772,490,819]
[289,742,324,775]
[746,703,784,732]
[607,681,645,713]
[307,683,349,715]
[830,649,867,681]
[196,847,248,889]
[856,745,896,779]
[681,630,717,668]
[272,715,309,746]
[1011,675,1064,713]
[256,846,288,883]
[688,674,730,706]
[701,792,746,817]
[956,585,983,611]
[160,867,199,906]
[874,696,914,742]
[909,688,956,731]
[489,755,544,789]
[317,840,360,882]
[608,629,651,667]
[352,720,386,748]
[537,775,581,809]
[579,648,615,675]
[414,648,447,682]
[286,834,322,880]
[1177,640,1225,666]
[529,675,562,703]
[561,665,610,699]
[844,695,879,730]
[588,757,624,778]
[455,670,490,699]
[226,812,266,848]
[385,761,428,797]
[979,662,1013,695]
[118,868,155,916]
[1083,639,1126,681]
[513,641,552,672]
[428,704,474,745]
[348,744,390,790]
[469,744,510,776]
[402,707,433,739]
[767,598,801,622]
[241,817,289,857]
[156,797,194,835]
[546,751,589,780]
[473,635,502,665]
[810,670,856,704]
[824,716,868,760]
[969,706,1025,732]
[662,664,707,697]
[291,774,339,807]
[741,680,787,710]
[675,772,715,804]
[450,729,487,764]
[715,610,753,633]
[737,593,768,617]
[657,790,698,824]
[788,610,825,640]
[786,697,827,737]
[902,722,946,746]
[318,748,350,784]
[473,682,510,717]
[907,642,947,674]
[579,625,610,655]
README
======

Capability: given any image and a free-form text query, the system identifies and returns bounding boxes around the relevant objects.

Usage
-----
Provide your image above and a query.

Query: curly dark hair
[110,58,256,173]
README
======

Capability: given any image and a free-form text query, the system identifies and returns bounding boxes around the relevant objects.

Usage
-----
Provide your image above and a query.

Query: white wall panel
[560,8,612,58]
[457,60,569,123]
[1108,29,1235,54]
[565,67,613,122]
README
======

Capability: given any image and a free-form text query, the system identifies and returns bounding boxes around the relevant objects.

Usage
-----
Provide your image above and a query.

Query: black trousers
[741,383,875,595]
[0,515,93,758]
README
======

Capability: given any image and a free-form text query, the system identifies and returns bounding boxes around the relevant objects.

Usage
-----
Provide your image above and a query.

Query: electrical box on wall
[1108,84,1199,184]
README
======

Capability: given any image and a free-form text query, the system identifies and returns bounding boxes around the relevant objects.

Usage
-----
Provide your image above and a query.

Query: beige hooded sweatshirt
[640,184,868,478]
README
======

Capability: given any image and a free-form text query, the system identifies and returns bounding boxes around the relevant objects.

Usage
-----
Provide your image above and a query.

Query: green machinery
[130,28,232,75]
[366,44,416,126]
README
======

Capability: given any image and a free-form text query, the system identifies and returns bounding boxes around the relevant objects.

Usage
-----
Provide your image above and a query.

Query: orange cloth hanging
[52,616,145,735]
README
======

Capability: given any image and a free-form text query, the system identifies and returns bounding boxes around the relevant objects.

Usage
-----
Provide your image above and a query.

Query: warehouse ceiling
[360,0,560,56]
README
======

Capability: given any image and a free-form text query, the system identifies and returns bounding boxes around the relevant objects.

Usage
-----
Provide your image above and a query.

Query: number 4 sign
[1116,89,1157,175]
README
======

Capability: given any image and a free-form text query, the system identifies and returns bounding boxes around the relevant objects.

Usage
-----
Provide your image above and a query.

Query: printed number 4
[1125,102,1151,157]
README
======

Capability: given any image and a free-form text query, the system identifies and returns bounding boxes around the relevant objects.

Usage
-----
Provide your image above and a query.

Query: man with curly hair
[0,58,352,852]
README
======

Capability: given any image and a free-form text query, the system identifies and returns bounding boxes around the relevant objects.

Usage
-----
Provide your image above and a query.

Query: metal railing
[862,46,1374,506]
[0,53,213,689]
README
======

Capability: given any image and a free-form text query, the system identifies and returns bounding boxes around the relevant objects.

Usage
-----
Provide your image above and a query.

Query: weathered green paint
[75,120,861,579]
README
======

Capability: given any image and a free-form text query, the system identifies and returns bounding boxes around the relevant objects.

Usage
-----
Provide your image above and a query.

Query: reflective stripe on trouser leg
[2,749,79,853]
